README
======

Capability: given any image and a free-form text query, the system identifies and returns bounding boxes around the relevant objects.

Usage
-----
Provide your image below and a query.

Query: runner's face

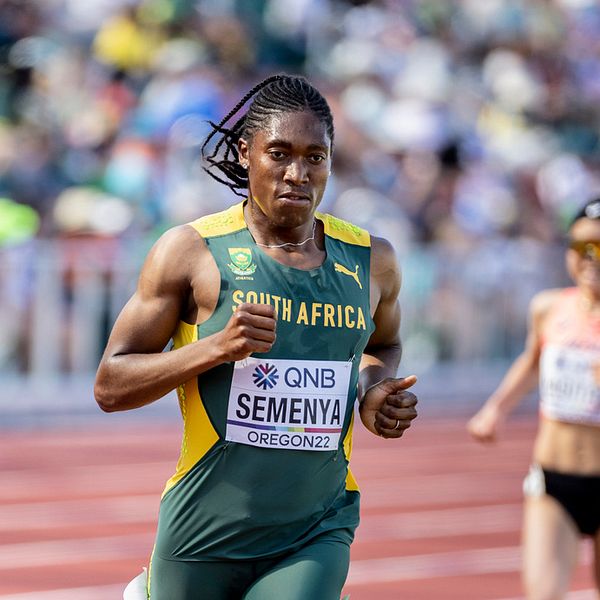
[239,110,331,228]
[567,218,600,297]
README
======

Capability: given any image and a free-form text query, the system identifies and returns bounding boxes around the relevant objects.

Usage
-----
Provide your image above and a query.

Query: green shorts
[149,532,351,600]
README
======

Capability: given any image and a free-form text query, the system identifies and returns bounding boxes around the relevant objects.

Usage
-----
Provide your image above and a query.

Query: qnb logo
[252,363,279,390]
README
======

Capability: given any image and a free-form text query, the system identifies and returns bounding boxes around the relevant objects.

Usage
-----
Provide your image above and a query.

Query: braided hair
[201,74,334,197]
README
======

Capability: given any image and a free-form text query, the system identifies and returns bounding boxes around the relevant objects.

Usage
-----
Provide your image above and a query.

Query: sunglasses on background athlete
[570,240,600,261]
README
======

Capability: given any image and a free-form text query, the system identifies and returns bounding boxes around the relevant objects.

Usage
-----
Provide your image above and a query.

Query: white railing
[0,236,567,419]
[0,236,568,377]
[0,237,139,376]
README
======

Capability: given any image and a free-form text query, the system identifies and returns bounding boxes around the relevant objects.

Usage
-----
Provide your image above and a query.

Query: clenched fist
[215,303,277,362]
[359,375,418,438]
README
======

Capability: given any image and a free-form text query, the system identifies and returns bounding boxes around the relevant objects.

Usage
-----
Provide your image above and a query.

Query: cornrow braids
[202,74,334,197]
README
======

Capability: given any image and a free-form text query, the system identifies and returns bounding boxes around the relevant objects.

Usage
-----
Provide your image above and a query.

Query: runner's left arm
[358,236,417,438]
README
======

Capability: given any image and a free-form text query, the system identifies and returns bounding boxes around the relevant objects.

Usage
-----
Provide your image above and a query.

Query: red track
[0,416,596,599]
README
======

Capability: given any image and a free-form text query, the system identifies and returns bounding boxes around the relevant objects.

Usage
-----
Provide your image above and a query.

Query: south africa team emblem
[227,248,257,276]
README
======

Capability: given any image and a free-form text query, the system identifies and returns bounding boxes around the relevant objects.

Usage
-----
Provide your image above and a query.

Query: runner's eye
[569,240,600,261]
[269,150,286,160]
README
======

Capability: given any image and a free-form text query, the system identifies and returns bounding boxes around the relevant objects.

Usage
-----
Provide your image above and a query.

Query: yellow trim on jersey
[162,321,219,497]
[172,319,197,347]
[188,202,246,238]
[187,201,370,248]
[343,411,360,492]
[317,212,370,248]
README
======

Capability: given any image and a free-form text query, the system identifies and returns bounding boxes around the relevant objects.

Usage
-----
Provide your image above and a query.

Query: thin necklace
[254,220,317,249]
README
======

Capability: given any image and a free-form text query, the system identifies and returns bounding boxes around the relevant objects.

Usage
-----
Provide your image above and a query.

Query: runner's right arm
[94,225,276,412]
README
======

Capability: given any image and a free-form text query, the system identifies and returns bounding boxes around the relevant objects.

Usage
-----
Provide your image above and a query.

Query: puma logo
[334,262,362,289]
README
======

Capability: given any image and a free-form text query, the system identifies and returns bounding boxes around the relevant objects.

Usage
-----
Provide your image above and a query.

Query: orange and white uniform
[539,288,600,426]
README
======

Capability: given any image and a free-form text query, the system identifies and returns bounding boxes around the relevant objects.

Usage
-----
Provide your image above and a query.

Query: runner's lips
[278,193,310,201]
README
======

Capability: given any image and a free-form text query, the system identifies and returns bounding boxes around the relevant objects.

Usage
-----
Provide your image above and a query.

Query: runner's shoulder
[142,224,208,285]
[529,288,564,320]
[369,235,398,273]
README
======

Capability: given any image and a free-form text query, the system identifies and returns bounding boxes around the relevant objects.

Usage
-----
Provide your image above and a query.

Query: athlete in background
[95,74,418,600]
[468,198,600,599]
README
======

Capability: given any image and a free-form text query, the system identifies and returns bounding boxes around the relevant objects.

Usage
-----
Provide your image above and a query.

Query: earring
[241,163,248,170]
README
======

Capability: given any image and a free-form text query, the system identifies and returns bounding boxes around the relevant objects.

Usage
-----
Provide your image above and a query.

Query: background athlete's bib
[540,344,600,424]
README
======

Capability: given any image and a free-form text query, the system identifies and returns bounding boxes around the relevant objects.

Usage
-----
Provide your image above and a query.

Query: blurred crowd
[1,0,599,373]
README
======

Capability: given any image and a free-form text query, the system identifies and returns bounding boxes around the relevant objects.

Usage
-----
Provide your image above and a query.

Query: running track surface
[0,416,596,600]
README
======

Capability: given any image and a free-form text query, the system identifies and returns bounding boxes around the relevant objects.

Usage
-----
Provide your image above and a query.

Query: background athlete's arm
[467,289,558,442]
[94,225,276,412]
[358,236,417,438]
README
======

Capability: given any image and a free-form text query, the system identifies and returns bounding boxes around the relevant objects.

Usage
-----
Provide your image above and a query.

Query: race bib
[226,357,352,451]
[540,345,600,424]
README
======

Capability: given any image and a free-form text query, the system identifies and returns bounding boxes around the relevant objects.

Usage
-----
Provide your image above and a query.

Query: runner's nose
[284,158,308,185]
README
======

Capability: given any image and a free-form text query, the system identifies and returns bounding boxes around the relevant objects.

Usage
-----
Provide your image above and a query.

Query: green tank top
[155,201,375,561]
